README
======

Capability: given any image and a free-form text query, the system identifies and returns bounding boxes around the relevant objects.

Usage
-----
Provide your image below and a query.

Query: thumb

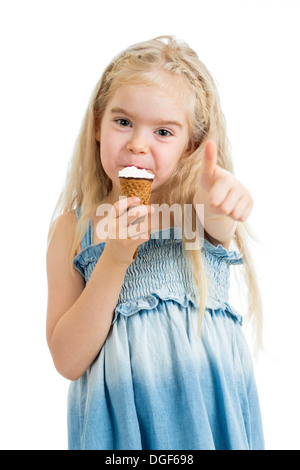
[200,140,217,188]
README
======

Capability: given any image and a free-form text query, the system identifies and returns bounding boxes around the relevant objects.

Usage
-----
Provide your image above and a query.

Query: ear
[95,118,101,142]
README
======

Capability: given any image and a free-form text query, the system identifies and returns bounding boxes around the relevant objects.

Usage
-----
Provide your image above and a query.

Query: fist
[198,141,254,222]
[103,197,154,266]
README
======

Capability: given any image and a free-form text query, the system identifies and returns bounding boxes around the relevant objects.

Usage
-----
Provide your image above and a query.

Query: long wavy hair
[48,36,263,351]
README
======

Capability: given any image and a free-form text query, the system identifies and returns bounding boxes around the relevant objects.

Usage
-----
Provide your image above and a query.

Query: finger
[110,197,141,219]
[229,199,253,222]
[128,219,151,240]
[210,182,241,212]
[202,141,217,180]
[239,201,254,221]
[117,205,153,238]
[127,204,153,225]
[208,174,233,208]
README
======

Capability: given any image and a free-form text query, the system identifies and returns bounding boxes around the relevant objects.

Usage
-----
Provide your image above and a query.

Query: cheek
[156,165,175,180]
[152,162,178,189]
[100,139,117,173]
[155,146,183,176]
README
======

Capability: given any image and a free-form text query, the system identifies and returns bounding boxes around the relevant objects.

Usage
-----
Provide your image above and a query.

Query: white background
[0,0,299,450]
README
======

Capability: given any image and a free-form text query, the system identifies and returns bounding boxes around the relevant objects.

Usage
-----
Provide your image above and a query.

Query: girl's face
[97,81,192,202]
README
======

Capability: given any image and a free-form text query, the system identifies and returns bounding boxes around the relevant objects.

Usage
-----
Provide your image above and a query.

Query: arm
[46,198,153,381]
[193,141,254,249]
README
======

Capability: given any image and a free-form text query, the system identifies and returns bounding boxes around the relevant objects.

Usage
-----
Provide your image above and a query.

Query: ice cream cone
[119,178,153,205]
[118,167,154,259]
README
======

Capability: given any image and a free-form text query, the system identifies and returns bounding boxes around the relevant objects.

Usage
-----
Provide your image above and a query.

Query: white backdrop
[1,0,299,450]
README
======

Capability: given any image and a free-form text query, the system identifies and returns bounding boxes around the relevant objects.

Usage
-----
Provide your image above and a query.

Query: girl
[46,36,264,450]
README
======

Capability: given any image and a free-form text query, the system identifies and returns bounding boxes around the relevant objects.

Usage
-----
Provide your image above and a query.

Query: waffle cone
[119,178,153,205]
[119,177,153,259]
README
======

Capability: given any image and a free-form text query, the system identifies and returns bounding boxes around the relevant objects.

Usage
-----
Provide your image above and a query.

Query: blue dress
[68,209,264,450]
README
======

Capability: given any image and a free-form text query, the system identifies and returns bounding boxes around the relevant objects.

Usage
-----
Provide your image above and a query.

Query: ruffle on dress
[113,286,242,326]
[202,239,243,265]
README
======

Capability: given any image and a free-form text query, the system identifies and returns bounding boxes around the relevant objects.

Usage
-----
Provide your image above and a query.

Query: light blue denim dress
[68,209,264,450]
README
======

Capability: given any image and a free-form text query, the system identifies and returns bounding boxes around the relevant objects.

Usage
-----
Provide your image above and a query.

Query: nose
[126,132,150,155]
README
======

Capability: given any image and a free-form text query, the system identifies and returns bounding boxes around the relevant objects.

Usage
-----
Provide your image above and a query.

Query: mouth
[124,165,148,170]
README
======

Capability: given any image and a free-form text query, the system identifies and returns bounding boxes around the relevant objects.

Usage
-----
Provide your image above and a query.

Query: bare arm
[46,197,153,381]
[193,141,253,249]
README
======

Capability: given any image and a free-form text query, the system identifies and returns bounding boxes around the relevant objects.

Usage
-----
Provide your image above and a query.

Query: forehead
[107,77,194,121]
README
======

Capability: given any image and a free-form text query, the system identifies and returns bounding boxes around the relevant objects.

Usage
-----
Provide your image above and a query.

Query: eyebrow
[110,107,183,129]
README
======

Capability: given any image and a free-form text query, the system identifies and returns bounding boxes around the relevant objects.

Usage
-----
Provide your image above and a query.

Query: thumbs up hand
[197,141,254,222]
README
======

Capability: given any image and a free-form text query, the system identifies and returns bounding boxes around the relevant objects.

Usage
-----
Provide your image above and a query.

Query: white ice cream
[118,166,154,180]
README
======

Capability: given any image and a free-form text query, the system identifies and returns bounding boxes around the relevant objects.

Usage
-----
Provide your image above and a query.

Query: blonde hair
[48,35,263,351]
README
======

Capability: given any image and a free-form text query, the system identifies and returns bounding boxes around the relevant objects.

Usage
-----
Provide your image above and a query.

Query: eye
[156,129,173,137]
[116,119,131,127]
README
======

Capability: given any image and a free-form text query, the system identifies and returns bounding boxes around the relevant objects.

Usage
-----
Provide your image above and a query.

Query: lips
[125,165,148,170]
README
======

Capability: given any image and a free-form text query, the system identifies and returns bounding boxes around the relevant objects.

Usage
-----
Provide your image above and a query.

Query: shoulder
[47,210,78,251]
[46,210,81,272]
[48,210,77,239]
[46,210,84,297]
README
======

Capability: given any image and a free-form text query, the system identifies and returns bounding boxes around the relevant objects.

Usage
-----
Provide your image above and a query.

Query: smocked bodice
[73,227,243,323]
